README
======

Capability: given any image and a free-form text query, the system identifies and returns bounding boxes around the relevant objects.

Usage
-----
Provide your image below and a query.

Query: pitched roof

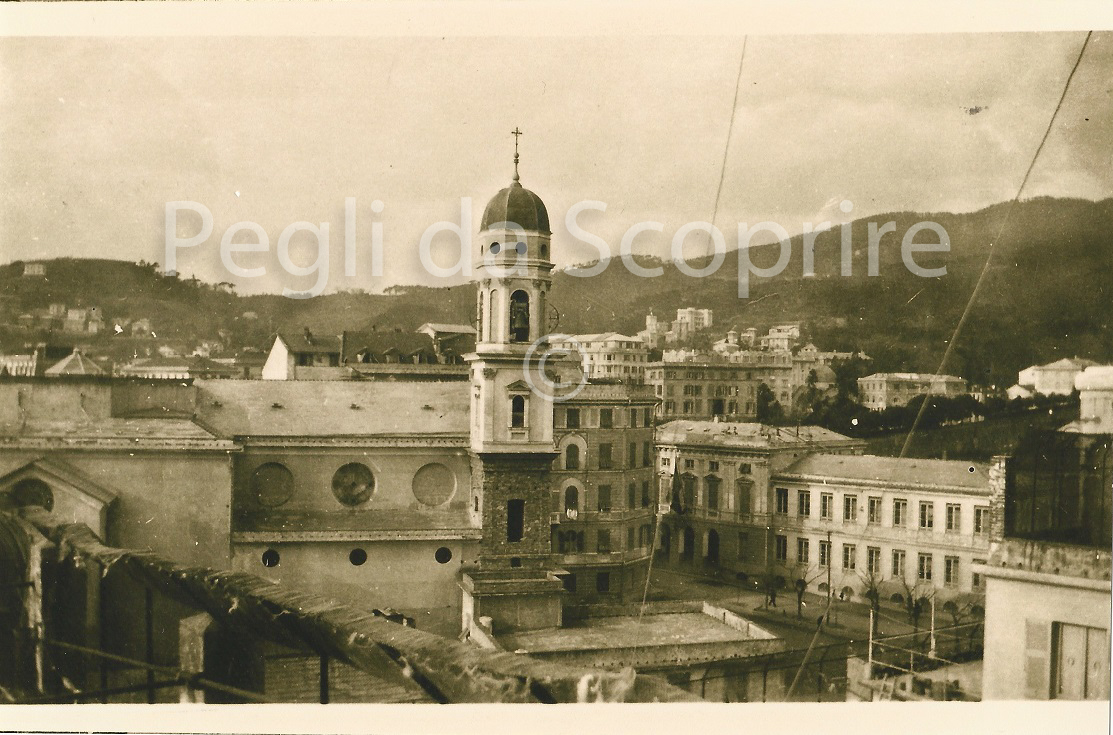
[195,379,469,438]
[418,323,477,335]
[277,331,343,355]
[0,418,233,450]
[1038,357,1099,371]
[44,350,104,376]
[117,355,233,373]
[777,453,990,493]
[341,331,438,362]
[656,420,860,450]
[860,373,964,382]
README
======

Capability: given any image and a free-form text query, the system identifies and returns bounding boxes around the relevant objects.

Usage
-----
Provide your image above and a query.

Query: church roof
[195,380,469,438]
[480,180,550,235]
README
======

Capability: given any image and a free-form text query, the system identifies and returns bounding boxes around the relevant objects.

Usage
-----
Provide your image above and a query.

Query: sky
[1,31,1110,295]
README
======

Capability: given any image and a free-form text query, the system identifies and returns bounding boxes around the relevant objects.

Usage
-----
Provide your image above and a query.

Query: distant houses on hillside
[1007,357,1099,399]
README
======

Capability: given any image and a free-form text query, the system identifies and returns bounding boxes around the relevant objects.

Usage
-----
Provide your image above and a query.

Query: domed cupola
[480,180,551,235]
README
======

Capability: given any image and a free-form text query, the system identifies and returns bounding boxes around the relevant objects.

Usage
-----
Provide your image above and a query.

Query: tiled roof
[656,420,860,449]
[777,453,990,492]
[195,379,469,437]
[277,331,343,355]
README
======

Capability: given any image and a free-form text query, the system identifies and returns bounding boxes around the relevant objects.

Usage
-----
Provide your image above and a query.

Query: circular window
[332,463,375,506]
[251,463,294,508]
[411,463,455,507]
[350,548,368,566]
[261,549,280,568]
[11,478,54,511]
[490,242,501,255]
[515,242,526,255]
[435,547,453,564]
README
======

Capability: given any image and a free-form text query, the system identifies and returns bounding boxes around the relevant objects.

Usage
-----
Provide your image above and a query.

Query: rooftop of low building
[656,420,861,449]
[498,602,778,660]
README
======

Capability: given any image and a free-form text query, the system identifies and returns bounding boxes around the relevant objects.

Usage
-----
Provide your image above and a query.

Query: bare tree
[790,564,826,619]
[857,568,884,637]
[898,577,937,653]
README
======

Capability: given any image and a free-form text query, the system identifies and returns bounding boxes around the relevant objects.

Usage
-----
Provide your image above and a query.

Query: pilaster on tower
[461,142,566,637]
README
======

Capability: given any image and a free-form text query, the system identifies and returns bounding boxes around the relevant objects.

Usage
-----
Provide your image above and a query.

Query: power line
[898,30,1093,458]
[707,36,749,245]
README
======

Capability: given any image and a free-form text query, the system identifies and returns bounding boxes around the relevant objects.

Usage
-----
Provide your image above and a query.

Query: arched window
[565,444,580,470]
[681,527,695,562]
[707,529,720,564]
[564,486,579,517]
[509,290,530,343]
[11,478,54,511]
[511,395,526,428]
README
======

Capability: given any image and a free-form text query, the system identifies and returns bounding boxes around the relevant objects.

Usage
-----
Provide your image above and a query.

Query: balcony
[771,518,990,552]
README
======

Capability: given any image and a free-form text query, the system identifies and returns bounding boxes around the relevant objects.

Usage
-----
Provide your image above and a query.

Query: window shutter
[1024,619,1052,700]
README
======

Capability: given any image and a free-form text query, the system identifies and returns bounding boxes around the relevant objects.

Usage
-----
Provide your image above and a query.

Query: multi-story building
[549,332,648,383]
[858,372,968,411]
[1009,356,1099,398]
[674,308,713,333]
[979,365,1112,700]
[770,454,993,604]
[637,312,669,349]
[551,382,658,601]
[759,324,800,352]
[654,420,866,581]
[646,356,794,421]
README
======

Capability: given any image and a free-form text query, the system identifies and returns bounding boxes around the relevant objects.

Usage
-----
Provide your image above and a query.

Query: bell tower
[461,131,565,637]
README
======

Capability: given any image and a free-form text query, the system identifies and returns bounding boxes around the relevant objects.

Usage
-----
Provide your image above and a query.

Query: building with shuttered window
[978,366,1112,700]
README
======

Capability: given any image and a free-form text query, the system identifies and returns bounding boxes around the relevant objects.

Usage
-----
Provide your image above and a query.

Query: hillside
[1,196,1110,384]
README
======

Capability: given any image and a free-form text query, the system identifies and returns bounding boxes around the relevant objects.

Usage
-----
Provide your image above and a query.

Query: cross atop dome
[511,126,523,182]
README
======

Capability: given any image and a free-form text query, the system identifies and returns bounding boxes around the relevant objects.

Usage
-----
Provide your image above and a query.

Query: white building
[1011,357,1099,398]
[759,324,800,352]
[549,332,647,381]
[858,373,968,411]
[771,454,992,604]
[1067,365,1113,434]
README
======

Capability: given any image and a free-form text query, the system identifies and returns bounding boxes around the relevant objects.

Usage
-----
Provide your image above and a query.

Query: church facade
[0,161,659,638]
